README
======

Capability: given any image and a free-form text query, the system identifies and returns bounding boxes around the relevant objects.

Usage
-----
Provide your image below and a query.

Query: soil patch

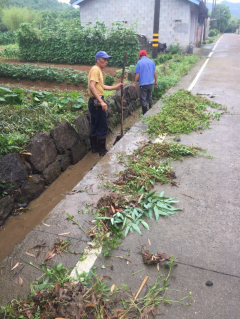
[0,60,121,97]
[0,77,89,97]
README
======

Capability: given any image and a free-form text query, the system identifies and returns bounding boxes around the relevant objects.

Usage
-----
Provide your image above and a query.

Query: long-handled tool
[113,51,127,145]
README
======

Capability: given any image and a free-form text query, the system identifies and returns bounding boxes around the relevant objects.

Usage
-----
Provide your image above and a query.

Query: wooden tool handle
[120,52,127,137]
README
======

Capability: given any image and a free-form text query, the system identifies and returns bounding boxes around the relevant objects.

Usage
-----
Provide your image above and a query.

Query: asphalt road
[0,34,239,318]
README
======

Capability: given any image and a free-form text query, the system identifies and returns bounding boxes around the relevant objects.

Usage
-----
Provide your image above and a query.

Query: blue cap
[95,51,112,61]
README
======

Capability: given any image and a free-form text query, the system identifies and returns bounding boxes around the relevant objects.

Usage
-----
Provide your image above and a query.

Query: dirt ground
[0,59,121,97]
[0,77,90,97]
[0,58,120,76]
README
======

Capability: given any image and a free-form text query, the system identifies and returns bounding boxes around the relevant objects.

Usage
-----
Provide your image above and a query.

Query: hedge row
[18,20,140,67]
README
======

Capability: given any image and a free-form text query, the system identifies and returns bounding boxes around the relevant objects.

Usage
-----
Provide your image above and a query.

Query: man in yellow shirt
[88,51,123,156]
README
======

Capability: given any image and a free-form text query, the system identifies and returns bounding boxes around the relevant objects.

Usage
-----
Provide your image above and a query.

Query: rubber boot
[90,135,99,153]
[98,138,108,156]
[149,104,152,109]
[142,106,148,115]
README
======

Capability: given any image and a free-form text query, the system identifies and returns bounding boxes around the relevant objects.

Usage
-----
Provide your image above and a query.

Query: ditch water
[0,109,142,262]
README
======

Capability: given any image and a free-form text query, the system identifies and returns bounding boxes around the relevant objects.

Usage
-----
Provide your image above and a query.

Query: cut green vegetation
[0,85,87,156]
[0,62,88,86]
[0,258,192,319]
[103,141,204,194]
[145,90,225,137]
[96,191,181,237]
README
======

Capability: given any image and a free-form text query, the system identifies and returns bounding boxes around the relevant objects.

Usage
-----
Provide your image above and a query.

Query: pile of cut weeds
[103,142,204,193]
[145,90,226,137]
[1,259,192,319]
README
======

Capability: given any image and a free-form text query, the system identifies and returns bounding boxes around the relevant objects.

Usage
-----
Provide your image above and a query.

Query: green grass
[152,54,199,99]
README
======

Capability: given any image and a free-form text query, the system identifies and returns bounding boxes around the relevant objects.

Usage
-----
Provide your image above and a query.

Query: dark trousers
[140,84,153,113]
[88,97,108,138]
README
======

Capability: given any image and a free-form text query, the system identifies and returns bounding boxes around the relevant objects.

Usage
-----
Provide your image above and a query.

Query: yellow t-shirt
[88,65,104,98]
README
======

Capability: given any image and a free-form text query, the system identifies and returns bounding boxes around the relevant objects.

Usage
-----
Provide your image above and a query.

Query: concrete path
[1,34,240,319]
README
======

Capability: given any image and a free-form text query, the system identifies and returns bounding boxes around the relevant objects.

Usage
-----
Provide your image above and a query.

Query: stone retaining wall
[0,84,140,225]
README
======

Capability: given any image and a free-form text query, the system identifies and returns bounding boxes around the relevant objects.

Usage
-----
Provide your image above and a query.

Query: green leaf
[131,223,142,235]
[124,226,130,237]
[140,220,149,230]
[154,206,159,221]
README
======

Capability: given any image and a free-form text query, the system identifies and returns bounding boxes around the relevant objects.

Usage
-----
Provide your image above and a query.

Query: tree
[224,15,240,33]
[0,0,9,31]
[7,0,74,12]
[213,4,231,32]
[1,6,40,31]
[0,0,8,9]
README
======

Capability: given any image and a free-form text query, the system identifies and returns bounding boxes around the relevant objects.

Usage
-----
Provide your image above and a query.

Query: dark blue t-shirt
[135,56,156,86]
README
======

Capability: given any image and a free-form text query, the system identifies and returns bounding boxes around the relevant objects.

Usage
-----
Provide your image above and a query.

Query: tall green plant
[17,20,139,66]
[2,6,40,31]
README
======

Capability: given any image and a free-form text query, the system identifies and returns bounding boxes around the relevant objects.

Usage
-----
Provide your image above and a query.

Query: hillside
[7,0,74,11]
[207,1,240,18]
[222,1,240,18]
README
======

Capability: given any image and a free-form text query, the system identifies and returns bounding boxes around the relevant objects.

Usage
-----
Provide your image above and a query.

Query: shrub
[169,43,180,55]
[17,20,140,67]
[208,38,214,43]
[104,74,115,86]
[208,30,215,37]
[209,29,218,37]
[0,31,17,45]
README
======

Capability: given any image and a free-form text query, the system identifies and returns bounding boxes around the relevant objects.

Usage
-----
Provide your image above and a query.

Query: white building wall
[80,0,196,51]
[159,0,191,50]
[80,0,155,39]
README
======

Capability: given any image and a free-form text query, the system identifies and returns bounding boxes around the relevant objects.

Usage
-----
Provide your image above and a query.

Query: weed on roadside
[145,90,225,137]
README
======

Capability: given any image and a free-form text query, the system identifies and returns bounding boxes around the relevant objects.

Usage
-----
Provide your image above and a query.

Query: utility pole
[152,0,161,59]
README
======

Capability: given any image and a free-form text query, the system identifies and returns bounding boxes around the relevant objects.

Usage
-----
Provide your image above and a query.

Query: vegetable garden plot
[0,85,87,156]
[0,63,88,86]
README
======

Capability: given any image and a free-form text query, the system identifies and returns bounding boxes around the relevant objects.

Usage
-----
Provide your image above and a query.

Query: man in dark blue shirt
[133,50,158,114]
